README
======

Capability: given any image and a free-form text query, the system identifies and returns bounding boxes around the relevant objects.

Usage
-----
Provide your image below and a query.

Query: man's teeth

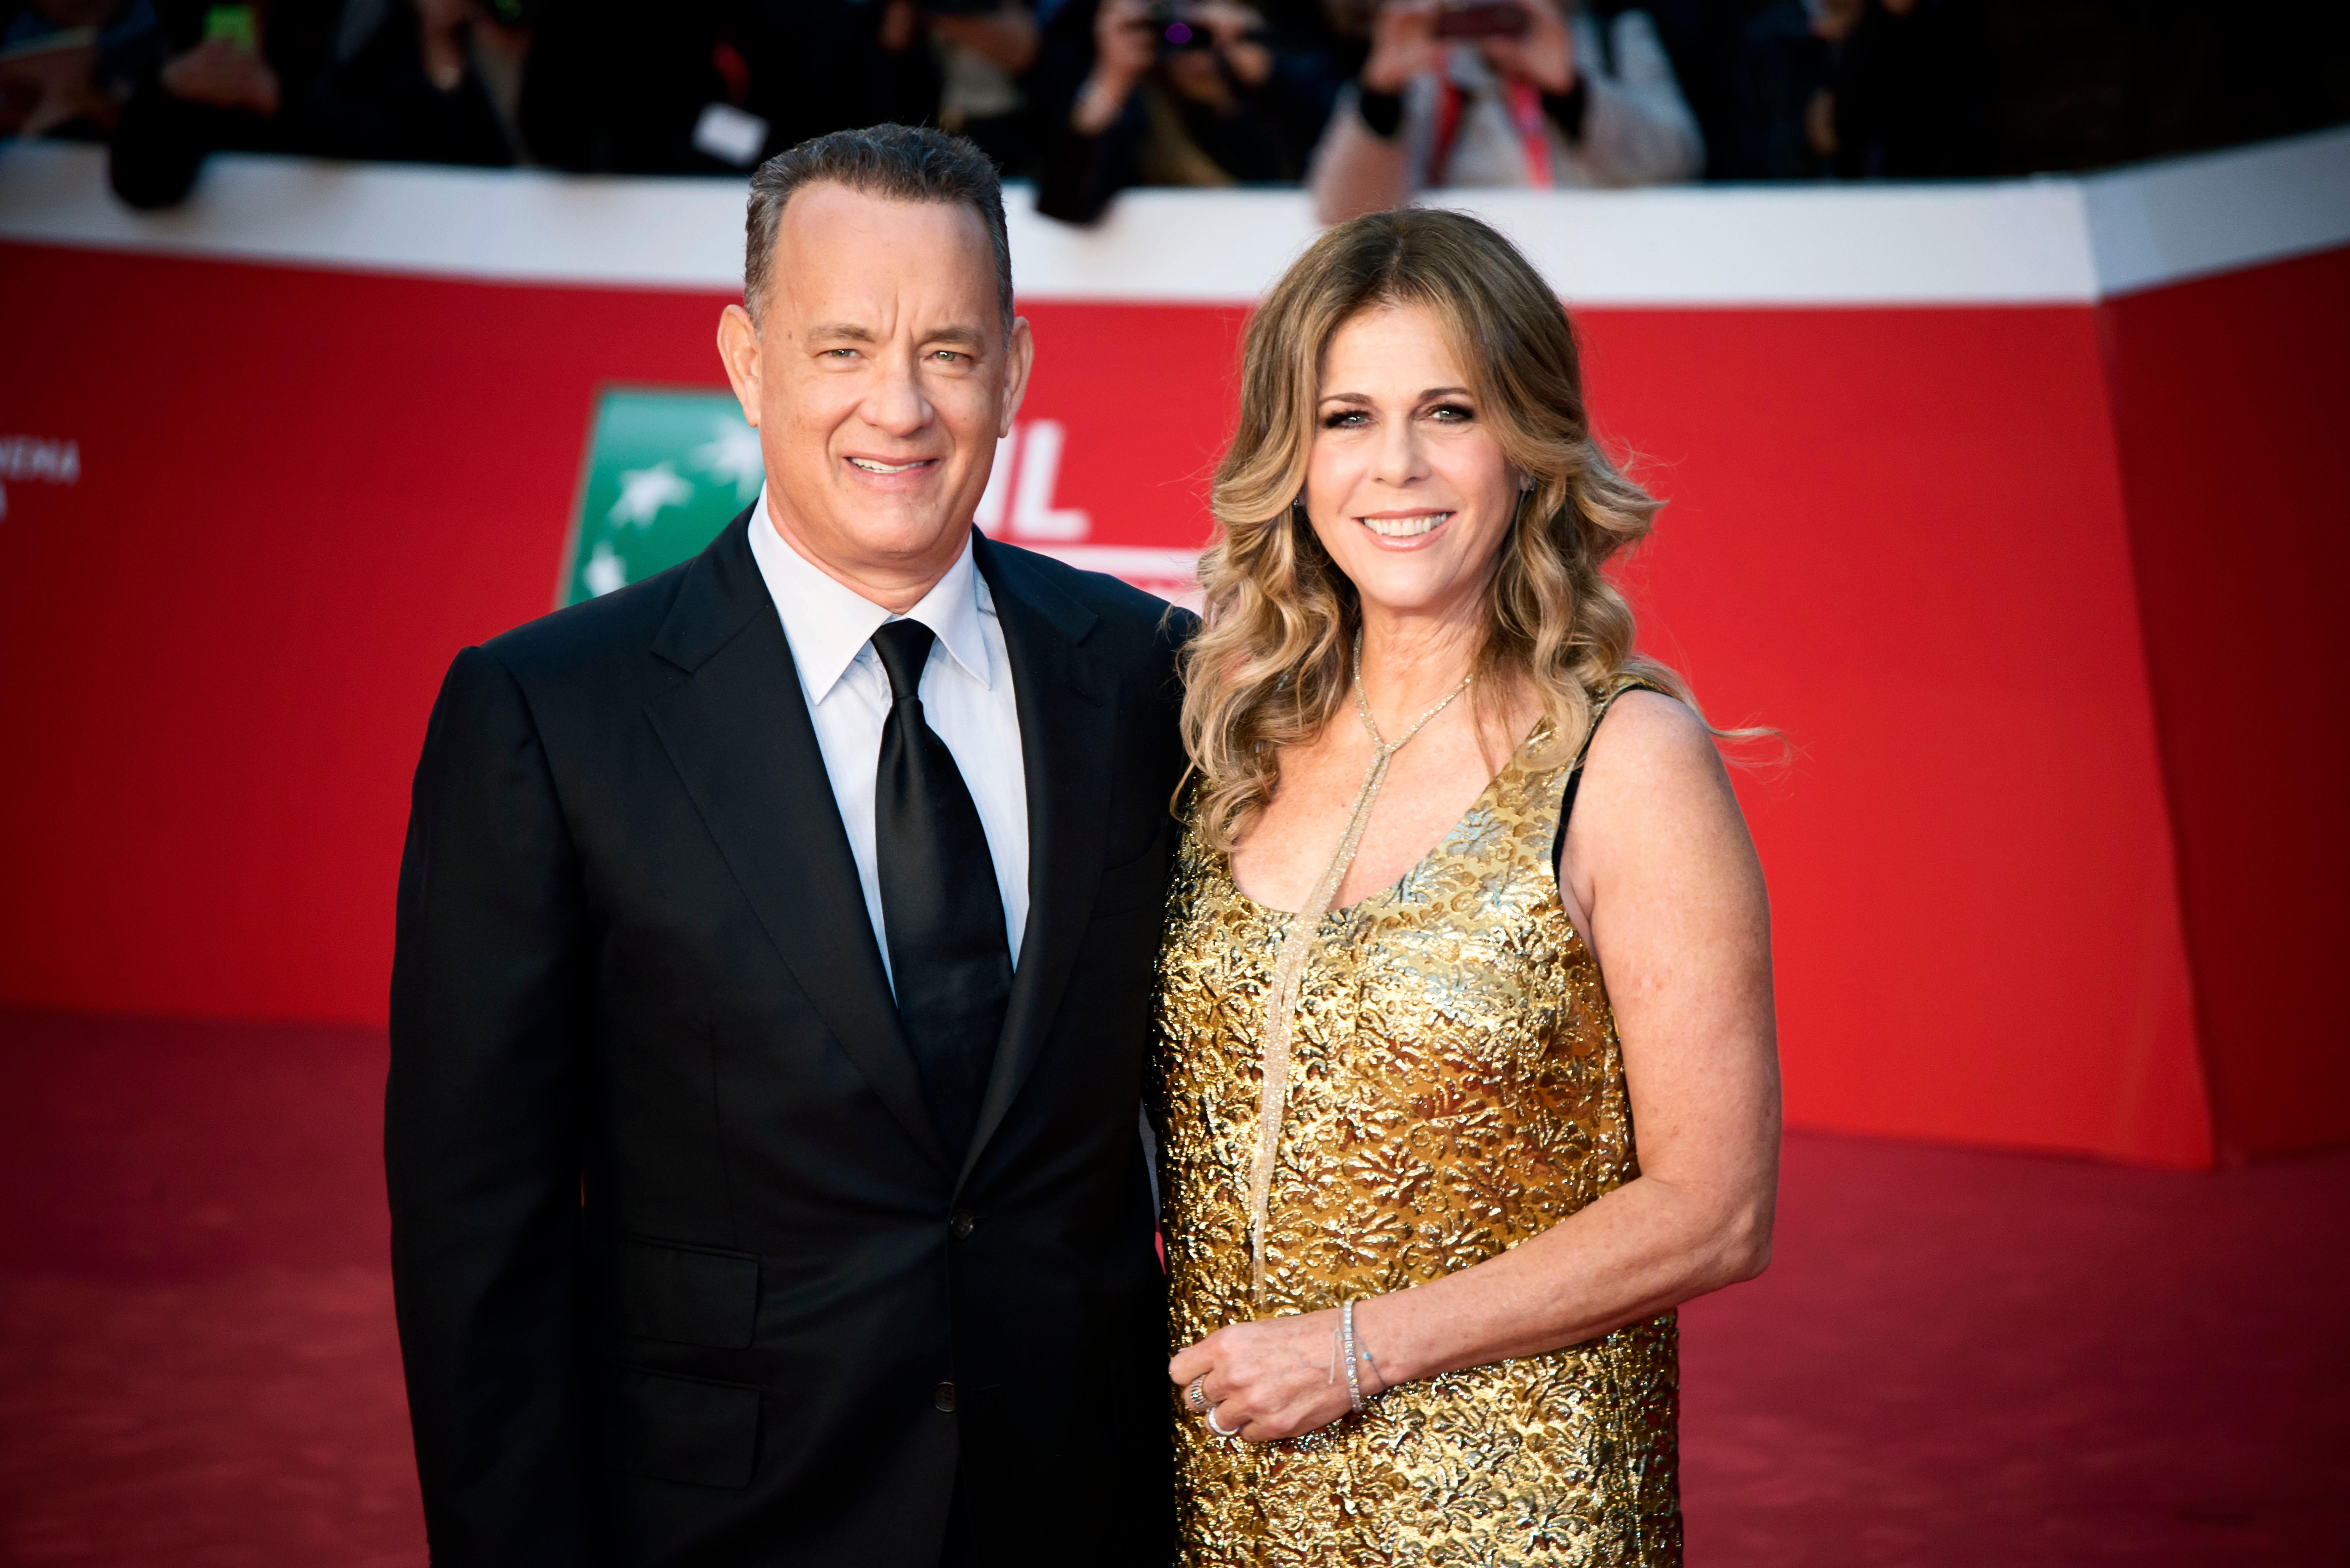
[849,457,927,474]
[1360,512,1451,538]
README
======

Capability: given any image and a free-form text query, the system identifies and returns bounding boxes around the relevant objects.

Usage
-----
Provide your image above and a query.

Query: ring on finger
[1186,1375,1210,1414]
[1205,1403,1243,1438]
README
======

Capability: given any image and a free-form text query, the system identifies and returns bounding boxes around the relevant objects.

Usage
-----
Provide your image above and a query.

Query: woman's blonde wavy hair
[1179,207,1709,850]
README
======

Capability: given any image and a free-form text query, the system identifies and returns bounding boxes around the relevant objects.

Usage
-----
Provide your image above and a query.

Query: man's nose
[864,351,935,436]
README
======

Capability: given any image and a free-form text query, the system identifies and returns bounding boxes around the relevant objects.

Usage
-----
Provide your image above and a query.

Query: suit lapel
[645,510,954,1177]
[962,534,1112,1186]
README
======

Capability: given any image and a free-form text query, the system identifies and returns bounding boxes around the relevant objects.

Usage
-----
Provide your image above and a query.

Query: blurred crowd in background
[2,0,2344,223]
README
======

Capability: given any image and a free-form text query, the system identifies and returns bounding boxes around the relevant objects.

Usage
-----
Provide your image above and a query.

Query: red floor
[2,1009,2344,1565]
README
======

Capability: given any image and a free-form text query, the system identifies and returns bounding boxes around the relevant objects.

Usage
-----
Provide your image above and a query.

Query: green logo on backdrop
[560,388,761,607]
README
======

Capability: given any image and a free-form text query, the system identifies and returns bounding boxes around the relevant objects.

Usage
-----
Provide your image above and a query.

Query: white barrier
[5,126,2347,305]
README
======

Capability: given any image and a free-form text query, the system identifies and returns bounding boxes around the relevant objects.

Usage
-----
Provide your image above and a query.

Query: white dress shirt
[746,489,1029,988]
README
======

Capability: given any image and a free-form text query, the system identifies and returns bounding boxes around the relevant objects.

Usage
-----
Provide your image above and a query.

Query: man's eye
[824,348,858,359]
[932,350,966,363]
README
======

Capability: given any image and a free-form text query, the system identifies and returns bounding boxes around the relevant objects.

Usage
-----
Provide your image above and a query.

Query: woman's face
[1303,301,1520,629]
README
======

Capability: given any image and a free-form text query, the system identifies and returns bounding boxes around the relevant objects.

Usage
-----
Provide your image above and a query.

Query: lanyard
[1428,59,1557,191]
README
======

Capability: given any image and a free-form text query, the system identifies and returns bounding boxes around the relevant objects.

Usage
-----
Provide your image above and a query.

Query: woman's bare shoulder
[1586,688,1724,783]
[1568,687,1749,868]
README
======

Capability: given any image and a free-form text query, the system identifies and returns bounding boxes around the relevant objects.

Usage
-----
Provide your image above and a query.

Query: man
[387,125,1185,1567]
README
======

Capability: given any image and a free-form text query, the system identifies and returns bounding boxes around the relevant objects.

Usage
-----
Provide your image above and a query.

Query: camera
[1146,3,1214,52]
[1431,0,1529,38]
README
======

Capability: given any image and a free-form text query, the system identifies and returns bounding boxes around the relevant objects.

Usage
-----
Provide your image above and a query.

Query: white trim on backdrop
[3,128,2346,306]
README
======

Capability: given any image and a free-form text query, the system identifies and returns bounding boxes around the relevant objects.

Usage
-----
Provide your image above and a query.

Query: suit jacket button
[934,1381,957,1413]
[950,1209,975,1239]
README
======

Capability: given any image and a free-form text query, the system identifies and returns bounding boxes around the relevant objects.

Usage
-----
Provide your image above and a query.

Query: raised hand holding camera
[1473,0,1575,94]
[1361,0,1439,95]
[1073,0,1159,132]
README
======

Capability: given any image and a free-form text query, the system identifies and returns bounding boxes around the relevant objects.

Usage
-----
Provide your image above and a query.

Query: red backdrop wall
[2098,248,2350,1163]
[2,237,2339,1166]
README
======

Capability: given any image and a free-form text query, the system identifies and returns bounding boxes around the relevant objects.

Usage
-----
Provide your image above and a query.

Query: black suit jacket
[387,510,1190,1567]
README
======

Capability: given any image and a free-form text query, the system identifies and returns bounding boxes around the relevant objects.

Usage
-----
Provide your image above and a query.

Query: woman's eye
[1428,403,1474,422]
[1321,410,1367,428]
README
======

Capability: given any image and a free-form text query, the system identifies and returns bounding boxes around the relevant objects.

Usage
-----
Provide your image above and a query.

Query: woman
[1154,208,1778,1565]
[1307,0,1701,227]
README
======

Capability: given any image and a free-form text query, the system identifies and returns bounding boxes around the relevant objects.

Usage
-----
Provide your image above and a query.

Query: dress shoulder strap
[1551,679,1668,880]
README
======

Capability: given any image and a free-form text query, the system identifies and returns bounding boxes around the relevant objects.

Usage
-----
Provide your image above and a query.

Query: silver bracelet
[1340,1298,1367,1413]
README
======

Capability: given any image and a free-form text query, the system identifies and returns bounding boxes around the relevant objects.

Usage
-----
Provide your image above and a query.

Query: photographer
[1309,0,1699,223]
[930,0,1043,172]
[1033,0,1340,224]
[523,0,959,175]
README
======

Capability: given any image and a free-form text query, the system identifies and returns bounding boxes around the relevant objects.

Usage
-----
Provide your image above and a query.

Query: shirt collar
[745,485,994,704]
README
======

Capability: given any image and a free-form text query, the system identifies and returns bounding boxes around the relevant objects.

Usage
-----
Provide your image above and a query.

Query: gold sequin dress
[1153,716,1680,1567]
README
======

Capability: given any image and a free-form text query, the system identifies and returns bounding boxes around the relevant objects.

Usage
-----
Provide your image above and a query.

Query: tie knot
[869,618,937,705]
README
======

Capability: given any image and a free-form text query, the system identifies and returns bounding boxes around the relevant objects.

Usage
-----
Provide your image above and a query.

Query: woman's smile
[1357,508,1454,543]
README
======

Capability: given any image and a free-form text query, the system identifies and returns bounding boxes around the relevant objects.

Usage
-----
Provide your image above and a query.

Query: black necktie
[870,619,1012,1157]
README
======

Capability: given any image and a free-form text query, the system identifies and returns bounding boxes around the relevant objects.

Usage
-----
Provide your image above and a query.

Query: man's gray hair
[743,124,1014,335]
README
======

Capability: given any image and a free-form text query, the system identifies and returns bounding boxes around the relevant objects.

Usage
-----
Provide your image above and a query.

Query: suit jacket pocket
[1091,821,1174,920]
[618,1367,761,1490]
[617,1236,760,1349]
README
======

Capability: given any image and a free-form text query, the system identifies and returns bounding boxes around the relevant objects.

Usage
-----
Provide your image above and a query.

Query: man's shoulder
[468,555,697,691]
[982,538,1198,661]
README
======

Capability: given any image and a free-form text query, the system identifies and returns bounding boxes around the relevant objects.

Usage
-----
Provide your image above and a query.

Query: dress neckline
[1221,719,1557,921]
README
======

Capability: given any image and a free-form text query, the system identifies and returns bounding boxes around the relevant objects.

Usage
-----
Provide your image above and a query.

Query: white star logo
[609,462,694,527]
[690,418,763,503]
[584,540,627,596]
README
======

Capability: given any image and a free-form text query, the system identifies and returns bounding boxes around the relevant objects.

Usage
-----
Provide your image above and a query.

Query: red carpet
[3,1009,2344,1564]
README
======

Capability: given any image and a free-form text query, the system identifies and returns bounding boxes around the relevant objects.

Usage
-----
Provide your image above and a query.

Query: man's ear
[997,315,1035,439]
[717,303,764,428]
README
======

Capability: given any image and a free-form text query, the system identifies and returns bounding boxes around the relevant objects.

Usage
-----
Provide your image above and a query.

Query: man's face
[718,182,1031,603]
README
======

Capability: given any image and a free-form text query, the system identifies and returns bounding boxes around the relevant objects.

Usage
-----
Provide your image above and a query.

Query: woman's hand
[1074,0,1158,133]
[1360,0,1439,95]
[1192,1,1272,87]
[415,0,469,92]
[1092,0,1162,96]
[1479,0,1575,95]
[1169,1308,1374,1442]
